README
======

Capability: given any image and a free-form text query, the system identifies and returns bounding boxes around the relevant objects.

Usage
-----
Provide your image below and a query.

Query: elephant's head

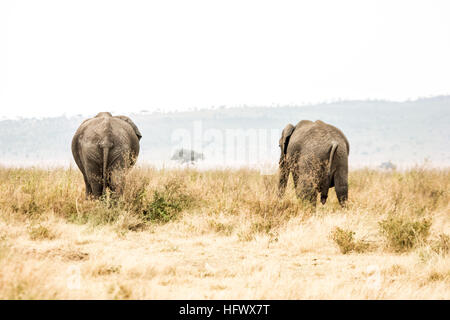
[278,123,295,197]
[115,115,143,141]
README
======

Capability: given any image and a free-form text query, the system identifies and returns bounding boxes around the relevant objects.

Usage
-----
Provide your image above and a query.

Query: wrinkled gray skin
[278,120,349,207]
[71,112,142,198]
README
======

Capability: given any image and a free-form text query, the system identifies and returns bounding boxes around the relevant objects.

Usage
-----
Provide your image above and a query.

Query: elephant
[278,120,349,207]
[71,112,142,198]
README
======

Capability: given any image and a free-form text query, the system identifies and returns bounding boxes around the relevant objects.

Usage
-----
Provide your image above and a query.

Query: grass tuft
[379,216,431,252]
[331,227,371,254]
[430,233,450,256]
[28,224,56,241]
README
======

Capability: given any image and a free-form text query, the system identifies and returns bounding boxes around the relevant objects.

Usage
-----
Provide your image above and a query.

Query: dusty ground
[0,167,449,299]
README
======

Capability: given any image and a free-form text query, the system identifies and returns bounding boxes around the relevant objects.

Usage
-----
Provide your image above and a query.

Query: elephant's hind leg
[89,180,103,198]
[334,169,348,207]
[306,190,318,207]
[320,191,328,205]
[292,170,299,190]
[112,169,130,198]
[296,179,318,208]
[82,174,93,198]
[300,189,318,208]
[320,177,330,205]
[83,161,103,198]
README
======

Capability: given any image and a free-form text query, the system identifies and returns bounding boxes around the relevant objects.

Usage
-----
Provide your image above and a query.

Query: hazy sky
[1,0,449,118]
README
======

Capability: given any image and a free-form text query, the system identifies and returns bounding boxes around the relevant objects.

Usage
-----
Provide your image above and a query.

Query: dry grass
[0,165,449,299]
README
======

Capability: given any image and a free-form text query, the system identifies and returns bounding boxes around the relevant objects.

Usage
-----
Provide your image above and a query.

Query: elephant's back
[76,117,136,143]
[75,117,138,158]
[290,120,349,157]
[291,120,327,142]
[319,122,349,155]
[110,118,138,140]
[109,118,140,155]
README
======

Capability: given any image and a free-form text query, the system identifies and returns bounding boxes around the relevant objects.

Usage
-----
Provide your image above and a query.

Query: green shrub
[142,179,193,223]
[331,227,370,254]
[379,216,431,252]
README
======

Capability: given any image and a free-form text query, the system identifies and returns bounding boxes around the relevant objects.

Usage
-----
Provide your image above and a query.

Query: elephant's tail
[328,142,338,177]
[321,142,338,204]
[100,139,113,195]
[102,147,109,194]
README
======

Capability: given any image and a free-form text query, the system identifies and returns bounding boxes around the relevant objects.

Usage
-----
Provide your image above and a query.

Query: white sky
[0,0,449,119]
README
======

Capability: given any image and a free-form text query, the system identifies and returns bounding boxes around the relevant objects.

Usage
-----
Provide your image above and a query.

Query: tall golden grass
[0,165,448,299]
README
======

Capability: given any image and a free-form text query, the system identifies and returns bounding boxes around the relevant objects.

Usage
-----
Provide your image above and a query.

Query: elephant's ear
[115,115,142,140]
[281,124,295,155]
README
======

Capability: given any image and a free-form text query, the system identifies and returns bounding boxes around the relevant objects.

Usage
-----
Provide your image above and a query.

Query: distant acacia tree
[171,148,204,164]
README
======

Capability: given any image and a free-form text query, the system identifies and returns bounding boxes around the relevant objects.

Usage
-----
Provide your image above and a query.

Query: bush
[379,216,431,252]
[142,179,194,223]
[331,227,371,254]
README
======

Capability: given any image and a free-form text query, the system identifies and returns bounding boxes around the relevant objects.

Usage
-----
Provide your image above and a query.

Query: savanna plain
[0,165,448,299]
